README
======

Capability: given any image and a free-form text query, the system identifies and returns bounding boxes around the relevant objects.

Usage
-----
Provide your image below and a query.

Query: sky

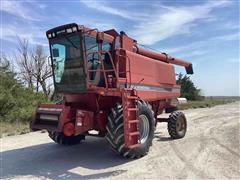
[0,0,239,96]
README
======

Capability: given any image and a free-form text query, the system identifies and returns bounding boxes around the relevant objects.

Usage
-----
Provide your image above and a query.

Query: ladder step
[128,120,139,124]
[118,77,127,81]
[128,144,140,149]
[102,69,115,72]
[126,96,138,99]
[127,108,138,111]
[124,88,133,91]
[129,132,140,136]
[128,120,139,129]
[88,69,114,72]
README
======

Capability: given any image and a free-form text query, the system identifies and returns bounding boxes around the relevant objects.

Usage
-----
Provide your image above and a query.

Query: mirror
[52,48,59,57]
[47,56,51,66]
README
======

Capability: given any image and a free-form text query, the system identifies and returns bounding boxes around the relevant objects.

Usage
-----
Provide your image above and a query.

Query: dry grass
[0,121,30,138]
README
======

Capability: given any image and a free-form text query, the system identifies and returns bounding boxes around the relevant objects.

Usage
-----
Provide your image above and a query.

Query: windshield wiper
[63,34,79,49]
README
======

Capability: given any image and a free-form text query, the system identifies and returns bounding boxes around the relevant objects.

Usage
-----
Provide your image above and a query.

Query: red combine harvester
[31,23,193,158]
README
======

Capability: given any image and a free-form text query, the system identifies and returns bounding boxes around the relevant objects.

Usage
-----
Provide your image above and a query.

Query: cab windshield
[49,32,112,92]
[50,33,85,92]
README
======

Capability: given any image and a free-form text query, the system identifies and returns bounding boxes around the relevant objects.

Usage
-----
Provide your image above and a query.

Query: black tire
[167,111,187,139]
[48,131,85,145]
[105,100,155,158]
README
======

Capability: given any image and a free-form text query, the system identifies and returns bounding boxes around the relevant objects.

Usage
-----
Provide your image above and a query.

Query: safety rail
[86,49,132,89]
[115,48,132,88]
[86,50,117,89]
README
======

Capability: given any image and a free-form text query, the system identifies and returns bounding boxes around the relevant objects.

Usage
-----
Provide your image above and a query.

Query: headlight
[72,26,77,32]
[66,28,72,33]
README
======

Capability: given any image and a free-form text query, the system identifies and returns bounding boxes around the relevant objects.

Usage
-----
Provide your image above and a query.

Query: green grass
[178,97,238,110]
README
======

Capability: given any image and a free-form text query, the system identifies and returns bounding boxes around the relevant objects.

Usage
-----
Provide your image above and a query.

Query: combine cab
[31,23,193,158]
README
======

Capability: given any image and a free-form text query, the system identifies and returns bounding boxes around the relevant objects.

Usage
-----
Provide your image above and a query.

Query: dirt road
[1,102,240,179]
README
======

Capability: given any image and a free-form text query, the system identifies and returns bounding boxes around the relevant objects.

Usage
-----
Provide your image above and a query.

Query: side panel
[121,33,134,51]
[75,109,94,134]
[125,50,176,86]
[121,50,180,101]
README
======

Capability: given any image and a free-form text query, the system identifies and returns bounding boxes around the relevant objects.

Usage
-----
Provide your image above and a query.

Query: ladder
[122,88,140,148]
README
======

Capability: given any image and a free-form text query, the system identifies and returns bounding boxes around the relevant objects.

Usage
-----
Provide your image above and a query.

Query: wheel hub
[176,116,185,133]
[139,114,150,144]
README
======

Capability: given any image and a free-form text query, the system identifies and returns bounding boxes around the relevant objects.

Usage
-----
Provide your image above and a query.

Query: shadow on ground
[154,131,173,142]
[2,137,131,179]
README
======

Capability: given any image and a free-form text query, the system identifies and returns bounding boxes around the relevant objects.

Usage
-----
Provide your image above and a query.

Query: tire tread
[105,101,155,158]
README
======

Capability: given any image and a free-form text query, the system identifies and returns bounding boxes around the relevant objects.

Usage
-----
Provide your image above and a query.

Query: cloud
[81,0,232,45]
[216,21,240,31]
[0,23,47,46]
[131,1,232,45]
[63,14,116,31]
[0,1,50,47]
[80,0,147,21]
[210,32,239,41]
[155,31,238,60]
[1,1,42,21]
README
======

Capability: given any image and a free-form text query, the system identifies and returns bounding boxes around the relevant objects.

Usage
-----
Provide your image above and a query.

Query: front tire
[105,101,155,158]
[48,131,85,145]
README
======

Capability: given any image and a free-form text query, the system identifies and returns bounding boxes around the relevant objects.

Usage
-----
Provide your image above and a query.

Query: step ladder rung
[104,69,115,72]
[124,88,134,91]
[128,120,139,124]
[128,144,140,149]
[127,108,138,111]
[118,77,126,80]
[126,96,138,99]
[129,132,140,136]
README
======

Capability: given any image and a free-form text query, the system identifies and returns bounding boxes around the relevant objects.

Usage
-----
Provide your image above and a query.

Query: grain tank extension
[30,23,193,158]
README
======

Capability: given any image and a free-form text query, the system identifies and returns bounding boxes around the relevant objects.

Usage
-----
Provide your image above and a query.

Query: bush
[0,59,48,123]
[177,73,202,101]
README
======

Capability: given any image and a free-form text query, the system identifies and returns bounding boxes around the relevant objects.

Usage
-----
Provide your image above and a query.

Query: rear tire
[167,111,187,139]
[48,131,85,145]
[105,101,155,158]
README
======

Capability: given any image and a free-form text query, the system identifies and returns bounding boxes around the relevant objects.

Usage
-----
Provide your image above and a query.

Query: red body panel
[75,109,94,134]
[31,104,71,132]
[125,50,176,86]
